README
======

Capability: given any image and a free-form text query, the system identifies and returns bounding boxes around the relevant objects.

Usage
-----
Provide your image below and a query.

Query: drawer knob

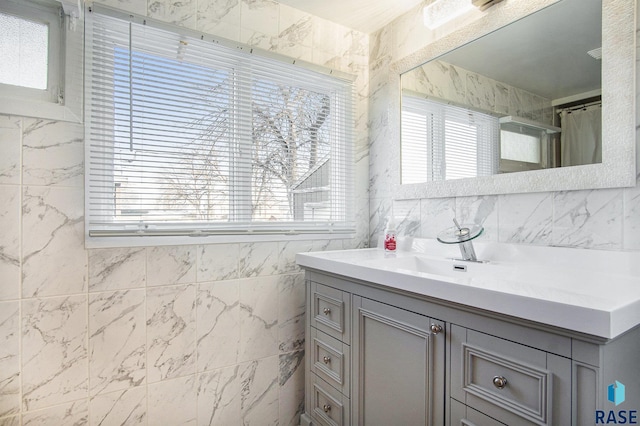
[323,307,331,315]
[323,404,332,413]
[323,356,331,364]
[493,376,508,389]
[430,324,443,334]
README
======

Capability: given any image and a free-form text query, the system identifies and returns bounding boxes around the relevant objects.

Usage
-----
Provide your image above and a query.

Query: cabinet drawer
[309,374,350,426]
[310,328,350,396]
[451,326,554,425]
[310,282,350,343]
[451,398,506,426]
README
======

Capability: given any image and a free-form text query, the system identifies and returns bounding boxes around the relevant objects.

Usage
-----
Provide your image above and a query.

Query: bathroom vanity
[296,240,640,426]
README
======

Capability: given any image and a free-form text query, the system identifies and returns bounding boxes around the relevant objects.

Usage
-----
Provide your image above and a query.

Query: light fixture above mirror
[423,0,505,31]
[423,0,475,29]
[472,0,505,11]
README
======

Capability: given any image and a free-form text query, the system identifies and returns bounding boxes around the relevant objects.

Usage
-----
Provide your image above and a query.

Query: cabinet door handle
[323,356,331,364]
[493,376,508,389]
[323,404,332,413]
[323,307,331,315]
[430,324,443,334]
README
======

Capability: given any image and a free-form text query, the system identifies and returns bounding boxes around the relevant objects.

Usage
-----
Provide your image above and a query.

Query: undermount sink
[364,255,481,279]
[362,254,545,289]
[366,253,546,284]
[364,250,628,295]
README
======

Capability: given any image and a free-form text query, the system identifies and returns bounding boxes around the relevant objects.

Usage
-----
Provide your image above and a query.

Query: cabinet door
[352,296,445,426]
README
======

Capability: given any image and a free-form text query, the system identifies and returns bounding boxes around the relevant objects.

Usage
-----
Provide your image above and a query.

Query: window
[0,11,50,91]
[401,96,499,183]
[85,6,355,241]
[498,118,559,173]
[0,0,82,122]
[500,131,542,164]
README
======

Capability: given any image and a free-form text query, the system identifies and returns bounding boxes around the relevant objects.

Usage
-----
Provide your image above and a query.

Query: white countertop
[296,239,640,339]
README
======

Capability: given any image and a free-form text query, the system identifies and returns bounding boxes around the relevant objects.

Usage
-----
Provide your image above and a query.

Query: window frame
[84,5,356,247]
[0,0,82,122]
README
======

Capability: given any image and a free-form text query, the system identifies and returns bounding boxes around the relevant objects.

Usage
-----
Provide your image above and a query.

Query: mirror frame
[390,0,636,198]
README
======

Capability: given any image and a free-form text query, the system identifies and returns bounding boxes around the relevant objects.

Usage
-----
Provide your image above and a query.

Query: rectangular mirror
[393,0,635,198]
[402,0,602,183]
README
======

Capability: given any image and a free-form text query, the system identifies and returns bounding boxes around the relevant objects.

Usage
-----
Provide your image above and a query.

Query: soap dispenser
[384,214,397,252]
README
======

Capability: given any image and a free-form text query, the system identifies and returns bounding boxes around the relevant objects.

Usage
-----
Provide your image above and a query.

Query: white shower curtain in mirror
[560,105,602,167]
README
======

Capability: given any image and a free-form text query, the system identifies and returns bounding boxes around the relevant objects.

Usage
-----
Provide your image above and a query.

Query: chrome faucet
[452,219,478,262]
[437,219,484,262]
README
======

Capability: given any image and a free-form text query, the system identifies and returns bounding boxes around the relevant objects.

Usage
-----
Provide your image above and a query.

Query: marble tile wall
[0,0,368,424]
[402,60,554,124]
[368,0,640,251]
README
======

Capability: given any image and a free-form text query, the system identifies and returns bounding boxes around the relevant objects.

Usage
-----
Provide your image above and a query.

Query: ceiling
[275,0,425,33]
[439,0,601,101]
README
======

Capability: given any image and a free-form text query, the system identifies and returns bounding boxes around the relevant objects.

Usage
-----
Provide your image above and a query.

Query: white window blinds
[85,6,355,238]
[401,96,499,183]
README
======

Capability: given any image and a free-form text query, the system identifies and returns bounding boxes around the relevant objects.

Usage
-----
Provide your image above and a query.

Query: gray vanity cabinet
[303,276,445,426]
[300,269,640,426]
[351,296,445,425]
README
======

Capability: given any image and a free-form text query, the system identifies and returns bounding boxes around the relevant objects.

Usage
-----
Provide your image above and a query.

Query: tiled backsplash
[389,188,631,249]
[0,0,368,424]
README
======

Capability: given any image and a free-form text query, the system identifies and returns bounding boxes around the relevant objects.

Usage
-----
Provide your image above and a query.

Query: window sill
[85,232,355,249]
[0,96,82,123]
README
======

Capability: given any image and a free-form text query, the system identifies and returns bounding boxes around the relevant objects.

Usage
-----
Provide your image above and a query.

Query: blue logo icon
[608,381,626,406]
[596,380,635,424]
